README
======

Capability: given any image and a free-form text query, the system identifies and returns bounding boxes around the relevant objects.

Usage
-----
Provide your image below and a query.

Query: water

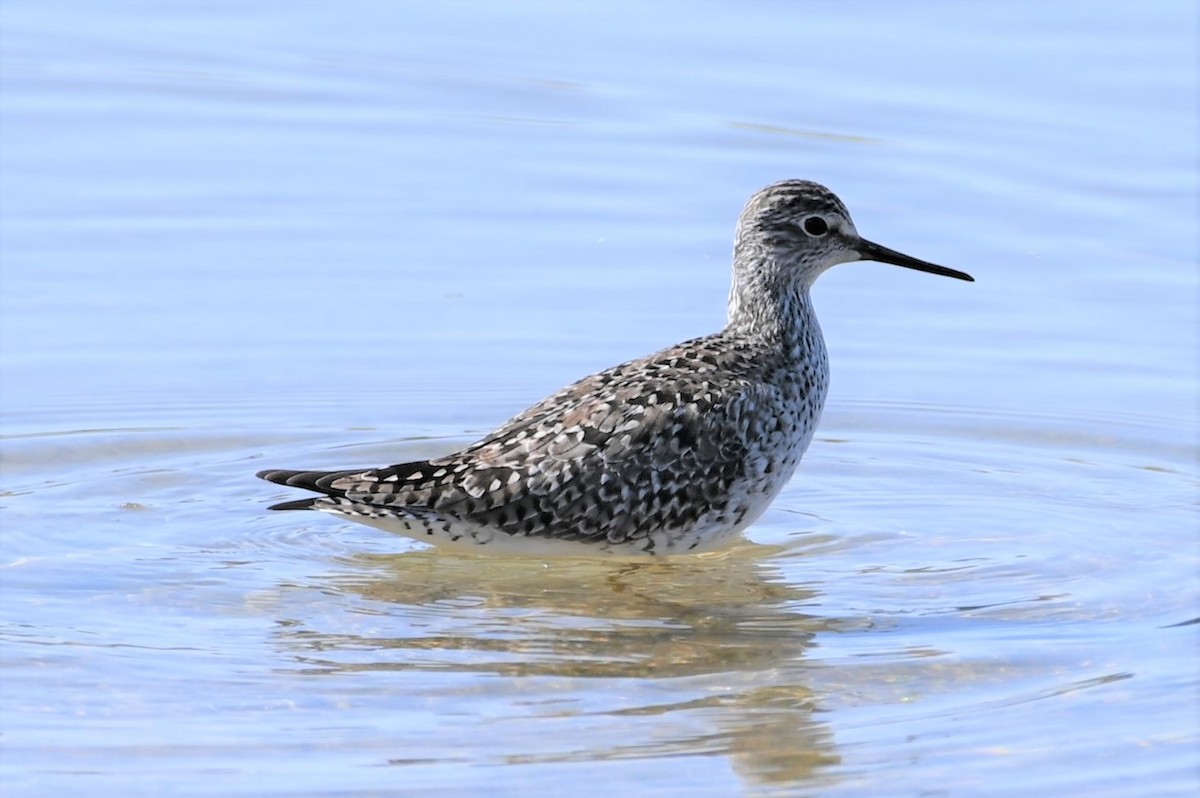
[2,1,1197,795]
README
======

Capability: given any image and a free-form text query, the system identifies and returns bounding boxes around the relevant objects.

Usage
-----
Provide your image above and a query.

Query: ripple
[1,398,1194,796]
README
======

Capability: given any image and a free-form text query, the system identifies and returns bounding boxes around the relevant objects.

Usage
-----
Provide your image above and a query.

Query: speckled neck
[725,246,823,356]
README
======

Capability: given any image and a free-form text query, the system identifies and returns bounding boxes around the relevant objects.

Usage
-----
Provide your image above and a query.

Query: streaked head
[735,180,973,284]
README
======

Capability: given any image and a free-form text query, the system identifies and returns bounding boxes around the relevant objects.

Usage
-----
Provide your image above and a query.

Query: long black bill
[855,238,974,282]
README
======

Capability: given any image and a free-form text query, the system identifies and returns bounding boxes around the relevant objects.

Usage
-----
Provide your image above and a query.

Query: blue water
[2,2,1197,796]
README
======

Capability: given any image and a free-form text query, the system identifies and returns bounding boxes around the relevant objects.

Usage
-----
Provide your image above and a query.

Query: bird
[257,180,973,557]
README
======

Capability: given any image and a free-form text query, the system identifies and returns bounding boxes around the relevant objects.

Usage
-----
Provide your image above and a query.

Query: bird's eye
[802,216,829,236]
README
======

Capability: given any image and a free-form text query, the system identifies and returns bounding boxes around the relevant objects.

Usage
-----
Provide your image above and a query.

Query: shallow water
[2,1,1197,796]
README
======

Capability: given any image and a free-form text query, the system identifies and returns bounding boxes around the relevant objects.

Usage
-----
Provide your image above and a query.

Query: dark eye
[802,216,829,236]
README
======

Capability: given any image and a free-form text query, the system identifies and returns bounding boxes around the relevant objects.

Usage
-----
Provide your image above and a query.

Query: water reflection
[271,540,846,784]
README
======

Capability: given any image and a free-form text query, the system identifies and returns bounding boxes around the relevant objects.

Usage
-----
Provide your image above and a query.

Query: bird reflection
[270,537,847,786]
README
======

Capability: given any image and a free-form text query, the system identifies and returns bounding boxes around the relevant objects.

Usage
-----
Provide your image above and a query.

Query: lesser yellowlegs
[257,180,973,556]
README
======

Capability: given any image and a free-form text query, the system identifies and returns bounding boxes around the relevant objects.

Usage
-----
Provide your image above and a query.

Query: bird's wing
[320,338,770,540]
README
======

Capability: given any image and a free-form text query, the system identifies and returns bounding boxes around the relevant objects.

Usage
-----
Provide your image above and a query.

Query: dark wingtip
[256,468,302,485]
[267,498,320,511]
[256,467,367,503]
[257,468,350,490]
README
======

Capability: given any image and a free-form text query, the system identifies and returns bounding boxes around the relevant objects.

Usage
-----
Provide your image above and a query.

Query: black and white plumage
[257,180,972,556]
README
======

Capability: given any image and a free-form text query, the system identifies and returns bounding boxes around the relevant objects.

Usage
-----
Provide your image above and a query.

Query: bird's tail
[256,468,364,510]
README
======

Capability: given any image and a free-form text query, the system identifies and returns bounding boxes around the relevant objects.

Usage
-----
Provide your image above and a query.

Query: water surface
[2,2,1196,796]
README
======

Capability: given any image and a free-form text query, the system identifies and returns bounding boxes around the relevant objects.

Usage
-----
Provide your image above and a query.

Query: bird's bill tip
[855,238,974,282]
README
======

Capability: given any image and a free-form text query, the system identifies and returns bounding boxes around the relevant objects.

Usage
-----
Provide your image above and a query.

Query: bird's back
[261,327,828,555]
